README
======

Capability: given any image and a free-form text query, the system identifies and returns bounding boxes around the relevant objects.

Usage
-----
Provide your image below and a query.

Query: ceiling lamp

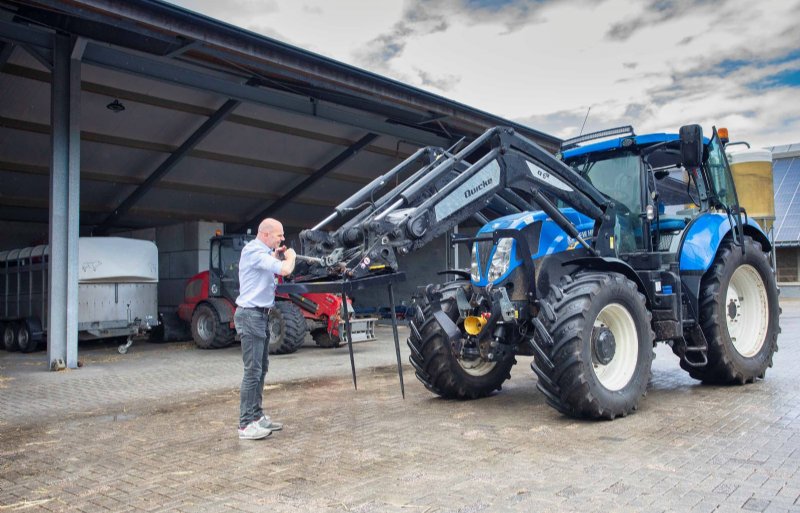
[106,99,125,113]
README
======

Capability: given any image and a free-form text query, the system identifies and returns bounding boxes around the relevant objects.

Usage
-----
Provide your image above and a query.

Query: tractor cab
[561,125,742,258]
[208,233,253,302]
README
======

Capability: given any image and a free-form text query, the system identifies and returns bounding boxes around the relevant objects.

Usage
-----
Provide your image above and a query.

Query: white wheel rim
[454,337,496,377]
[197,312,213,339]
[726,265,768,357]
[592,303,639,391]
[458,353,496,377]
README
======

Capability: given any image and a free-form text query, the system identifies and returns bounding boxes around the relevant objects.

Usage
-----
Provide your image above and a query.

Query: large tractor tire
[191,304,235,349]
[533,272,654,420]
[682,236,780,384]
[407,279,516,399]
[268,301,306,354]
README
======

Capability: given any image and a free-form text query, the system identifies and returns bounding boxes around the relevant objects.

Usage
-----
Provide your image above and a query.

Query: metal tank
[727,147,775,232]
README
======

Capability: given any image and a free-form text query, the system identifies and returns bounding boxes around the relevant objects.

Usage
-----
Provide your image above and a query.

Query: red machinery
[177,234,375,354]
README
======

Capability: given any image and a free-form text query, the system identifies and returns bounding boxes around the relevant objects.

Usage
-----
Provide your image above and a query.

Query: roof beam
[80,42,449,147]
[235,132,378,232]
[93,98,241,234]
[19,43,52,70]
[0,159,340,208]
[0,114,378,185]
[3,63,413,160]
[0,42,14,70]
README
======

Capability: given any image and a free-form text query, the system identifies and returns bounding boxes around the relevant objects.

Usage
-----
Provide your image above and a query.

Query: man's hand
[278,247,297,276]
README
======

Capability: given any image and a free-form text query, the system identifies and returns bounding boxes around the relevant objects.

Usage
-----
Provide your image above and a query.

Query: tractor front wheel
[533,272,654,419]
[687,236,780,384]
[268,301,306,354]
[407,280,516,399]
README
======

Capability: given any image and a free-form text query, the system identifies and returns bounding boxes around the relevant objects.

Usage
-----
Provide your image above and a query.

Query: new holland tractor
[297,124,780,420]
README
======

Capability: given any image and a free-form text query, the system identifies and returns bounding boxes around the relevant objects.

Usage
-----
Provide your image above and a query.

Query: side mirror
[679,124,703,168]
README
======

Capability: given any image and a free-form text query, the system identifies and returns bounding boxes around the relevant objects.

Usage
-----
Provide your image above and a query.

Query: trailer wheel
[3,322,19,352]
[268,301,306,354]
[686,236,780,384]
[311,328,340,348]
[16,319,40,353]
[407,280,516,399]
[191,304,235,349]
[532,272,654,420]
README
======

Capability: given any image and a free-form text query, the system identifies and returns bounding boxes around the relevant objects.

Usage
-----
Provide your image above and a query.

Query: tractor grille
[476,240,494,275]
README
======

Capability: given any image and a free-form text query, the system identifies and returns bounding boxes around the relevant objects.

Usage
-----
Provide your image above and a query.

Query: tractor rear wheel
[407,280,516,399]
[268,301,306,354]
[533,272,654,420]
[685,236,779,384]
[191,304,235,349]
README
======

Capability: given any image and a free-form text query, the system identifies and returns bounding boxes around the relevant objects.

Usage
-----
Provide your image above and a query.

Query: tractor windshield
[566,151,644,252]
[566,151,642,215]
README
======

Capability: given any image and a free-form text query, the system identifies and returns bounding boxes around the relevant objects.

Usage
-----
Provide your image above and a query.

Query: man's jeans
[234,308,270,428]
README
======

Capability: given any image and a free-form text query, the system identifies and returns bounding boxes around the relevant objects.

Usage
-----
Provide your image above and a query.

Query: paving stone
[1,302,799,512]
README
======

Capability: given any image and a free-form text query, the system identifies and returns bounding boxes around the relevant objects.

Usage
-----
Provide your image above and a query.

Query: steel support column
[48,33,81,370]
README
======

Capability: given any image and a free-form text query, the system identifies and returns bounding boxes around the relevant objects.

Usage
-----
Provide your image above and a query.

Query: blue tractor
[299,124,780,420]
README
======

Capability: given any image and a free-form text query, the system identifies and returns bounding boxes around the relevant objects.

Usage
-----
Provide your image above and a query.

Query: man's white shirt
[235,238,283,308]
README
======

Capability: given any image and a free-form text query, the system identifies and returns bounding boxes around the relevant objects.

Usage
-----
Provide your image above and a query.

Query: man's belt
[241,306,271,315]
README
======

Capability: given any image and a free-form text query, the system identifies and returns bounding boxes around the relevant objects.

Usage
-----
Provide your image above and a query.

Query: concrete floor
[1,303,799,513]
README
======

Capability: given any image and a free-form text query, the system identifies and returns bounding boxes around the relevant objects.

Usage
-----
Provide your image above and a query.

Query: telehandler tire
[533,272,654,420]
[268,301,306,355]
[685,236,780,384]
[311,328,341,348]
[407,279,516,399]
[191,304,235,349]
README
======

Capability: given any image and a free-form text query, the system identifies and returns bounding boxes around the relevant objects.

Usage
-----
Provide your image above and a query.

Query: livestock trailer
[0,237,158,354]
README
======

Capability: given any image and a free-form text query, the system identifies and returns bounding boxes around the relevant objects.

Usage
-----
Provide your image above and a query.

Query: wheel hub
[727,298,740,321]
[592,326,616,365]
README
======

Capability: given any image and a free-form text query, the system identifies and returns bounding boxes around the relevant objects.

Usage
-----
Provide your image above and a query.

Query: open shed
[0,0,560,367]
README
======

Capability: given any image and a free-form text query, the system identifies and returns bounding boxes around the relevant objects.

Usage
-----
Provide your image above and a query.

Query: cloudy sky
[168,0,800,148]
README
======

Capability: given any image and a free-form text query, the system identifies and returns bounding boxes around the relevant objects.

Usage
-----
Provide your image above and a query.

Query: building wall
[776,247,799,282]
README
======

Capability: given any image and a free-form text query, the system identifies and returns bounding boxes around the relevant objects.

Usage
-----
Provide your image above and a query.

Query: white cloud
[168,0,800,148]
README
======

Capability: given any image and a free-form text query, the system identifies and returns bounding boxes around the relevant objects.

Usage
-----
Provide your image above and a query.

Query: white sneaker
[257,415,283,431]
[238,421,271,440]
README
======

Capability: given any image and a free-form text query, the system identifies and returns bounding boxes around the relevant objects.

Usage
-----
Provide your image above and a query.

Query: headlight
[470,243,480,281]
[487,238,514,283]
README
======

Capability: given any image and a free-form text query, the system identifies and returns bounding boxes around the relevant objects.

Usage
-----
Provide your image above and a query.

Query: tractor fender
[200,298,236,324]
[562,256,649,306]
[679,214,770,273]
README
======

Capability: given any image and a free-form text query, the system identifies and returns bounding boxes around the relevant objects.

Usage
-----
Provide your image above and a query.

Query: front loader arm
[299,126,615,280]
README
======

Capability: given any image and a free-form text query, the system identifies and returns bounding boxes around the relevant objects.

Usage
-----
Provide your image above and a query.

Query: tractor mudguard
[433,309,462,344]
[561,256,648,303]
[679,214,770,273]
[204,297,236,324]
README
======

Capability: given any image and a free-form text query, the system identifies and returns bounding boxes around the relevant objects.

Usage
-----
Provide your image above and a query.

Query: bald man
[234,218,296,440]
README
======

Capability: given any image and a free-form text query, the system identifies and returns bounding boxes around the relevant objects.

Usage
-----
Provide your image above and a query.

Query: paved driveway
[1,303,798,513]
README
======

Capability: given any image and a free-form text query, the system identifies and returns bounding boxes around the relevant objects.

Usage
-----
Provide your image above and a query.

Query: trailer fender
[23,317,44,341]
[202,298,236,324]
[679,214,770,273]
